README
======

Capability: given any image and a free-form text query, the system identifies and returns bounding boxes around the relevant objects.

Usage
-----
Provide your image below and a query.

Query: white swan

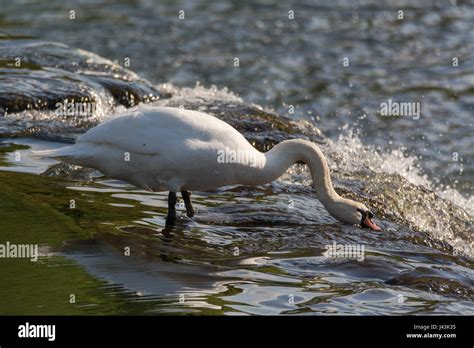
[36,106,381,230]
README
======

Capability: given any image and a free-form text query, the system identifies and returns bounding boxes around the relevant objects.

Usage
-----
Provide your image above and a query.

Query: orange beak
[363,215,382,231]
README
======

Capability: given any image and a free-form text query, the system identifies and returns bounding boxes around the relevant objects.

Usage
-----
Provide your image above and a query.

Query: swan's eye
[357,209,373,220]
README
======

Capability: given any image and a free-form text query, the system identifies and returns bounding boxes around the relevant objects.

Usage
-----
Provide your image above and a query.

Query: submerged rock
[0,39,168,114]
[0,39,326,151]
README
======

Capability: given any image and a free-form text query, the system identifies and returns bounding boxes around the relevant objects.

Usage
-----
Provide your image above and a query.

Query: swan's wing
[77,106,251,156]
[35,107,264,191]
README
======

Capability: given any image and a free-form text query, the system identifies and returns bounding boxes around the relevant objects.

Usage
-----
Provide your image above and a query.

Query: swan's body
[36,106,381,230]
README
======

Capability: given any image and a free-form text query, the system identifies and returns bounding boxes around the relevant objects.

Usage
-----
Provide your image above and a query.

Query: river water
[0,0,472,315]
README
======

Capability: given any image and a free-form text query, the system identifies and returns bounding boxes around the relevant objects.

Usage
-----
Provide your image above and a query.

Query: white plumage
[38,106,263,191]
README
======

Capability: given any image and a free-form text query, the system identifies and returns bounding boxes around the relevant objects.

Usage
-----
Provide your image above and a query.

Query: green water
[1,141,473,315]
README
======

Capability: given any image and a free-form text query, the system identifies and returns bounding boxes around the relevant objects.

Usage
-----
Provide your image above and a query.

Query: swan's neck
[257,139,341,203]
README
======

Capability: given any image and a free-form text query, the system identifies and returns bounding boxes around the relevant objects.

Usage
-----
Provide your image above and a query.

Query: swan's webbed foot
[181,190,196,218]
[166,191,177,226]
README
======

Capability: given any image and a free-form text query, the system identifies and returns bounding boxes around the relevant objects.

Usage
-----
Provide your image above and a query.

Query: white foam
[155,82,244,106]
[327,129,473,216]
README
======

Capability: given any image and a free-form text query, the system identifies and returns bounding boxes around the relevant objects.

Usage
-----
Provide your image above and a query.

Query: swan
[35,106,381,230]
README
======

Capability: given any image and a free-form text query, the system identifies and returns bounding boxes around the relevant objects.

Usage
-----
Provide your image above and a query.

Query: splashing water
[321,129,473,258]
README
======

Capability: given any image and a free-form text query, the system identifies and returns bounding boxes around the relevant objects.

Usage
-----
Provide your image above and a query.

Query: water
[0,0,473,315]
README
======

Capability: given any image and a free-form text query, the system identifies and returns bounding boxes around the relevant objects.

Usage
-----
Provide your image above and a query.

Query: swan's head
[326,198,382,231]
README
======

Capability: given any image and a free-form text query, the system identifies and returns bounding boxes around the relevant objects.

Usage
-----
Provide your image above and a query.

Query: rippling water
[0,0,473,315]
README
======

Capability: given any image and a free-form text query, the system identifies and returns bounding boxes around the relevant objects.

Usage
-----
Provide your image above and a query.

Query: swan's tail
[33,143,100,169]
[32,145,78,160]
